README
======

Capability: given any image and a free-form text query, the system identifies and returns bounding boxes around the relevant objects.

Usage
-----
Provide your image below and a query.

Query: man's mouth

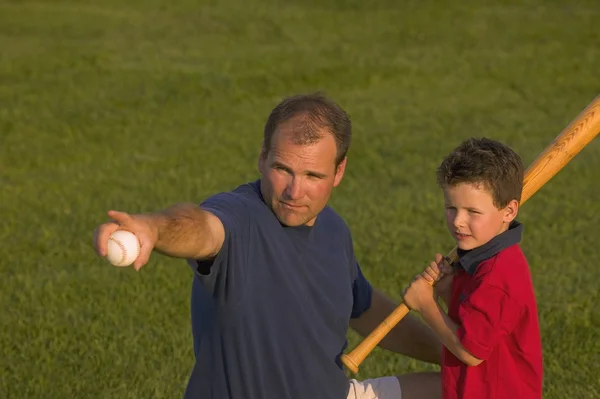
[280,202,303,209]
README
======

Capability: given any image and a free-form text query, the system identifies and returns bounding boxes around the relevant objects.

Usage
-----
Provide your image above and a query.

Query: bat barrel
[521,95,600,205]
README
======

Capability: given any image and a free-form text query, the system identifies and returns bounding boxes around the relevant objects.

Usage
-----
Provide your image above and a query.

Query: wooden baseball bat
[341,95,600,374]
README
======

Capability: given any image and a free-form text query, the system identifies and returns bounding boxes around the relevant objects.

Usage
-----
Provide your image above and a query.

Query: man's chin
[277,216,305,227]
[275,211,310,227]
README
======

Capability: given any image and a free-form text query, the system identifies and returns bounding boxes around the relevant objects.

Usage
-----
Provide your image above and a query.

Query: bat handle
[341,302,412,373]
[341,251,458,373]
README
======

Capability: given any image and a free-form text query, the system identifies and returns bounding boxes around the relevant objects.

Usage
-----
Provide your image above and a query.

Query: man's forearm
[144,203,221,259]
[380,312,443,365]
[351,289,442,365]
[420,302,482,366]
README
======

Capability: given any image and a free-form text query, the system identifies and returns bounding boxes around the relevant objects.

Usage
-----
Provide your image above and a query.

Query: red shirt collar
[455,220,523,275]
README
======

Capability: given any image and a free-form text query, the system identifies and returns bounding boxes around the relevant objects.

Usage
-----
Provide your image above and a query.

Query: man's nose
[284,177,303,200]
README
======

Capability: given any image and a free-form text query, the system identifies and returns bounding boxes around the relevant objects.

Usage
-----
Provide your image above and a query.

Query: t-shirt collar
[456,220,523,275]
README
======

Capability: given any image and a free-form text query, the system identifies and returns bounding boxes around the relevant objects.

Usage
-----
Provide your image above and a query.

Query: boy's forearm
[145,203,220,259]
[420,302,482,367]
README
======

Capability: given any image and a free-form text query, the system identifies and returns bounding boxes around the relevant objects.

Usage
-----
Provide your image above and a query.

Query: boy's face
[443,182,518,251]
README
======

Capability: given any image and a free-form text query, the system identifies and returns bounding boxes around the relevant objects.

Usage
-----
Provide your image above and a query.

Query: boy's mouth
[455,232,471,240]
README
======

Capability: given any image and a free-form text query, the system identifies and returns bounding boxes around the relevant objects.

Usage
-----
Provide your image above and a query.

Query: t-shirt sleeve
[457,282,524,360]
[350,261,373,318]
[343,224,373,319]
[186,192,251,305]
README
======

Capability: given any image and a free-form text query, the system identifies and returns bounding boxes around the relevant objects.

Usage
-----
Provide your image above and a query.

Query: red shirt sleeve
[456,282,524,360]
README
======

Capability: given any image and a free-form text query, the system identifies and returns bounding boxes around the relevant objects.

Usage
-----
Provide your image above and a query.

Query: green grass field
[1,0,599,397]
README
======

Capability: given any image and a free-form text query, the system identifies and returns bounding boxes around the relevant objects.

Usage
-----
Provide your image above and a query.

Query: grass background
[1,0,599,397]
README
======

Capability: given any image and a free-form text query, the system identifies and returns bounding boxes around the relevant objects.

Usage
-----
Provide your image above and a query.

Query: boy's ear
[503,199,519,223]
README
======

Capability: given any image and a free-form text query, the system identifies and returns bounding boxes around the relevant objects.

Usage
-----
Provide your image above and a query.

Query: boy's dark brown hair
[436,137,524,208]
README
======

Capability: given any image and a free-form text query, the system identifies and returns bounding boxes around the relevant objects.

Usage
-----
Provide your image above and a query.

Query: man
[94,93,442,398]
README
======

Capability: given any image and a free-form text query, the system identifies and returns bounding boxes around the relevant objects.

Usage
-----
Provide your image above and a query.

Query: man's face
[258,119,346,227]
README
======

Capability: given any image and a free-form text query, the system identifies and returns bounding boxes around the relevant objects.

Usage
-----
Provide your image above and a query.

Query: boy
[402,137,543,398]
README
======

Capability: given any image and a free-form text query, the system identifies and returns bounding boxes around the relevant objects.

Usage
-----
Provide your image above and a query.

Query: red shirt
[442,222,543,399]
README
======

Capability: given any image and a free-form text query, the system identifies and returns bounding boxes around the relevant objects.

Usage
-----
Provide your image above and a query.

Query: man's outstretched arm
[94,203,225,269]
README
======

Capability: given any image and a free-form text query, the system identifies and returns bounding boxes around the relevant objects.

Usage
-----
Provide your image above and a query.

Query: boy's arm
[421,254,454,309]
[404,277,482,366]
[420,301,483,366]
[404,274,525,367]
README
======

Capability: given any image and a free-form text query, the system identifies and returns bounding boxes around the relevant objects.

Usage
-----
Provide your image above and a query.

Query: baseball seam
[109,237,127,265]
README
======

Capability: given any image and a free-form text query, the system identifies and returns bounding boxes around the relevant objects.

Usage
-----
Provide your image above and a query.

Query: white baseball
[106,230,140,267]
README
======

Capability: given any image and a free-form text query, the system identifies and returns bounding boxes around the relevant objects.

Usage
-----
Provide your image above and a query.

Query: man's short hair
[263,92,352,166]
[436,137,524,208]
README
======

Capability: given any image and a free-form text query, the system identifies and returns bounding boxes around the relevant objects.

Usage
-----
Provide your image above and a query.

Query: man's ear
[258,147,267,173]
[333,157,347,187]
[503,199,519,223]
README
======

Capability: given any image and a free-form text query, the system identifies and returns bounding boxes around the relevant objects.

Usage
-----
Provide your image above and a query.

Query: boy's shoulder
[475,244,536,300]
[455,220,536,300]
[477,243,529,275]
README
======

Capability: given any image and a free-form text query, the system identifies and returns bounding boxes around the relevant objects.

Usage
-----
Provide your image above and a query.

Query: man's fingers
[107,210,133,224]
[96,210,132,258]
[94,222,119,257]
[93,227,101,256]
[132,237,154,271]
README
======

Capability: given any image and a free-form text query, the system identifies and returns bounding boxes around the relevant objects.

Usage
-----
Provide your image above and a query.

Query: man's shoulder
[318,205,351,234]
[203,180,264,208]
[199,180,273,231]
[222,180,263,200]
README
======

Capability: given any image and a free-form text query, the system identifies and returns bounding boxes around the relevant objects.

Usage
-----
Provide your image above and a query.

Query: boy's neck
[496,221,511,236]
[456,221,523,275]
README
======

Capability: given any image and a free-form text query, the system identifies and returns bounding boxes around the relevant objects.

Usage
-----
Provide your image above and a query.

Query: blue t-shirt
[184,180,373,399]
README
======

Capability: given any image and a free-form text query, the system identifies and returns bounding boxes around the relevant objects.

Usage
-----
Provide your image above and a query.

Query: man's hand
[94,210,160,271]
[94,203,226,270]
